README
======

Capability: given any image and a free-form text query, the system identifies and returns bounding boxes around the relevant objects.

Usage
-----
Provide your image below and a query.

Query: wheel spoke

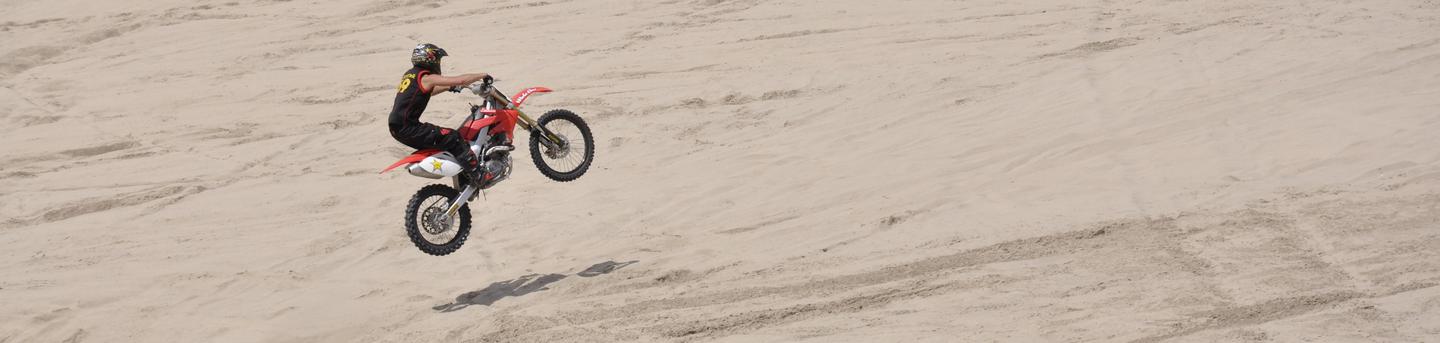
[405,185,470,256]
[417,195,457,243]
[539,118,587,173]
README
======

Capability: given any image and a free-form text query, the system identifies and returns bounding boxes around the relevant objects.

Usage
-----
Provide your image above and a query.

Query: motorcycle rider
[389,43,493,181]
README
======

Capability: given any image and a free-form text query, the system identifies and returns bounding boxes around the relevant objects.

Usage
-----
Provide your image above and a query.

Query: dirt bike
[380,78,595,256]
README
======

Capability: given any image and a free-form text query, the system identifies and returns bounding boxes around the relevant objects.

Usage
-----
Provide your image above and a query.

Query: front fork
[516,109,565,150]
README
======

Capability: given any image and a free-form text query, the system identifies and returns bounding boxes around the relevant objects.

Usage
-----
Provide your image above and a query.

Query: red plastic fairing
[510,87,552,108]
[491,109,519,141]
[380,149,442,173]
[464,109,520,141]
[460,114,497,141]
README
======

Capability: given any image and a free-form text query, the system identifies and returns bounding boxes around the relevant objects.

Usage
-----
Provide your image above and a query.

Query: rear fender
[381,149,442,173]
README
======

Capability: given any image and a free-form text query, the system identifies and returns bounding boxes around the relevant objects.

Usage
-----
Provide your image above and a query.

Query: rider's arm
[421,73,490,94]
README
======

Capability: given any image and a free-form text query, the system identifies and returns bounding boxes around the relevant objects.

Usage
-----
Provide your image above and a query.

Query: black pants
[390,122,476,168]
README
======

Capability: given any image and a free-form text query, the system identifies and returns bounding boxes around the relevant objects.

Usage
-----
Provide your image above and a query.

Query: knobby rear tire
[404,184,471,256]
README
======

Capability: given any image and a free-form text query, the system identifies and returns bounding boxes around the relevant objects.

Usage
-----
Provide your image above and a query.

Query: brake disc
[545,133,571,159]
[422,206,450,235]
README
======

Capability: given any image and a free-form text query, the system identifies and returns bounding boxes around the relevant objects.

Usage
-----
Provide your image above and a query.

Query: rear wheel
[404,184,471,256]
[529,109,594,182]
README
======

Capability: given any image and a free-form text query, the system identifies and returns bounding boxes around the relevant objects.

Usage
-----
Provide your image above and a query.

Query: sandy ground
[3,0,1440,342]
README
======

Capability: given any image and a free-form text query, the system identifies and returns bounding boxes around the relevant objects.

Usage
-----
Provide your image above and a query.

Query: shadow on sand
[433,260,638,312]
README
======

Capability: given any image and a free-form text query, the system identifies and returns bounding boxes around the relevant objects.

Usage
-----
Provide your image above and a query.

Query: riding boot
[458,151,484,182]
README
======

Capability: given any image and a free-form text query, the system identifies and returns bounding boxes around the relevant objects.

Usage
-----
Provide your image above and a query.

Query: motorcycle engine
[480,152,511,189]
[486,156,510,179]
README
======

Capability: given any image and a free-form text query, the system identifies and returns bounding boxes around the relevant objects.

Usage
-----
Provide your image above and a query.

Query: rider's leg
[391,123,481,178]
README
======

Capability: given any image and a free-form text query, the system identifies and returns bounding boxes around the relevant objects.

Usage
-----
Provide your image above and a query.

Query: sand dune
[2,0,1439,341]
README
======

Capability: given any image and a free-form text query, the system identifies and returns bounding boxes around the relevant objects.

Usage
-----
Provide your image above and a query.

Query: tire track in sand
[467,191,1440,341]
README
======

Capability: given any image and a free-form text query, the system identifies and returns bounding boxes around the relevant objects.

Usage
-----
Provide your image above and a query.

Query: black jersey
[388,67,434,128]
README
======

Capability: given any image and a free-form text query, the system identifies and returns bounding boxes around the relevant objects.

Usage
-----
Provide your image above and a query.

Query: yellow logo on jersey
[397,73,415,93]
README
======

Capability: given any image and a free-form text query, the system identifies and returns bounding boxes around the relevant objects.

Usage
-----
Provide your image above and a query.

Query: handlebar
[460,76,495,94]
[454,76,511,108]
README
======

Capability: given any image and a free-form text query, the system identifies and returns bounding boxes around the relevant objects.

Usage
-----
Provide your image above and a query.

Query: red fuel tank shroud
[462,110,519,141]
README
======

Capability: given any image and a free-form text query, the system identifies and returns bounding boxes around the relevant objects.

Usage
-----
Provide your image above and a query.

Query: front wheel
[404,184,471,256]
[529,109,595,182]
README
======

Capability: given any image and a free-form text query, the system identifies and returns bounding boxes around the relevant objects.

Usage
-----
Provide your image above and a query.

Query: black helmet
[411,43,447,71]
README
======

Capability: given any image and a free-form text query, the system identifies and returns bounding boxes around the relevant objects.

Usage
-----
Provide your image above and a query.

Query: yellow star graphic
[431,160,443,172]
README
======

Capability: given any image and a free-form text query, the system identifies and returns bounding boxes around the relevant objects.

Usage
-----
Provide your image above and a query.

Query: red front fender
[510,87,552,108]
[381,149,442,173]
